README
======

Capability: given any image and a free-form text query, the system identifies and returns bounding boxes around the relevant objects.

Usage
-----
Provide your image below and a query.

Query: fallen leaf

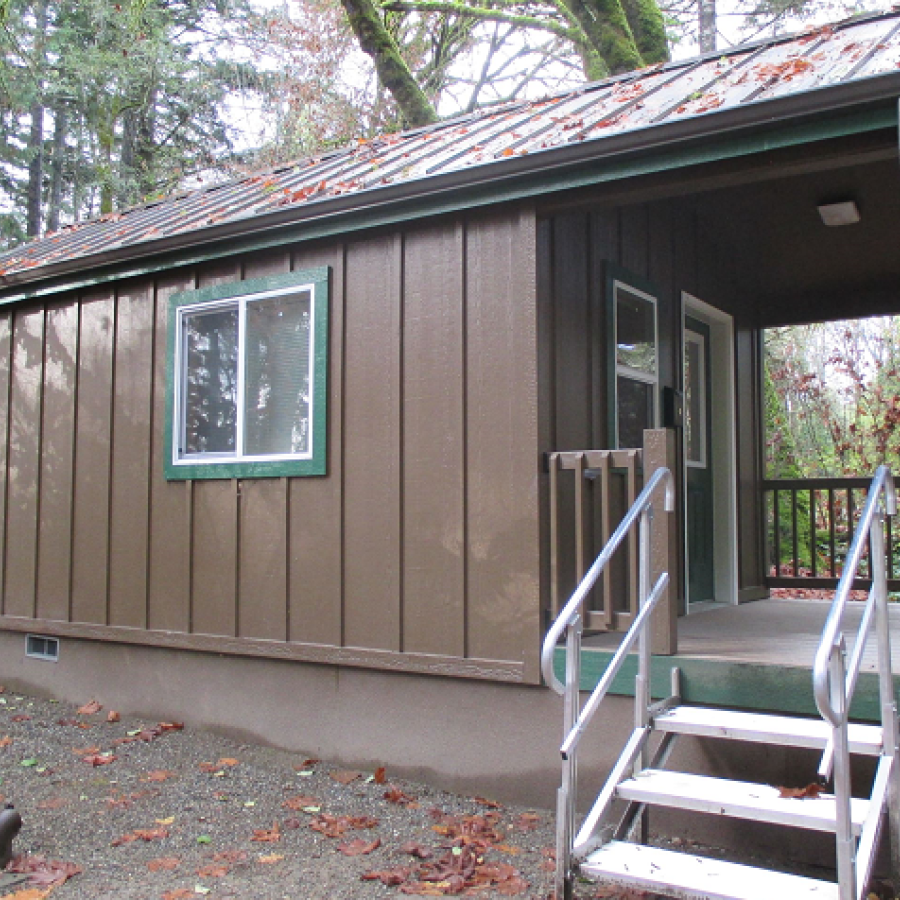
[0,890,50,900]
[36,797,67,810]
[107,711,120,723]
[19,759,37,768]
[512,811,540,831]
[112,826,169,846]
[7,854,82,887]
[400,841,431,859]
[777,783,823,799]
[196,864,228,878]
[251,822,281,843]
[0,736,11,748]
[198,763,220,774]
[72,746,101,756]
[384,785,416,805]
[294,758,319,770]
[143,771,175,783]
[212,850,247,863]
[83,753,117,767]
[337,838,381,856]
[473,796,502,809]
[162,891,193,900]
[362,867,411,886]
[373,766,386,784]
[283,795,319,811]
[146,857,180,872]
[10,715,30,723]
[257,853,284,864]
[156,817,175,825]
[77,700,102,716]
[330,769,361,785]
[216,758,239,768]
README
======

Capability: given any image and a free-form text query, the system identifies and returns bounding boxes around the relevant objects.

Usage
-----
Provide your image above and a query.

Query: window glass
[244,291,312,456]
[617,376,655,450]
[616,286,656,375]
[183,307,239,455]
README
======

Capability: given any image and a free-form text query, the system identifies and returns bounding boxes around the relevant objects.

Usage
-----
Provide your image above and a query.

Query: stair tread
[581,841,839,900]
[617,769,868,834]
[654,705,882,755]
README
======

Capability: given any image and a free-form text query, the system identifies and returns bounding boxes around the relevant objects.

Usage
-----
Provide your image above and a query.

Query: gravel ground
[0,689,656,900]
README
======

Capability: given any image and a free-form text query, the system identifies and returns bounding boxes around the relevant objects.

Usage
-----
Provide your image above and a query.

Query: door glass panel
[616,287,656,374]
[684,330,706,467]
[617,376,654,449]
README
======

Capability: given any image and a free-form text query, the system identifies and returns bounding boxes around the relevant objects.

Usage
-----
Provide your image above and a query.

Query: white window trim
[172,282,317,468]
[684,327,708,469]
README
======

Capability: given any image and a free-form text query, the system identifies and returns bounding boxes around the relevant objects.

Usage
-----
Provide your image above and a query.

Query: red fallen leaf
[163,890,194,900]
[777,783,823,799]
[330,769,361,784]
[56,719,91,729]
[212,849,247,863]
[283,817,302,829]
[337,837,381,856]
[294,758,319,770]
[495,874,529,894]
[142,770,175,783]
[78,700,102,715]
[199,762,219,773]
[384,784,416,805]
[146,857,180,871]
[400,841,431,859]
[540,848,555,872]
[216,757,239,767]
[283,795,319,811]
[72,746,101,756]
[83,753,117,767]
[473,796,502,809]
[112,826,169,846]
[373,766,386,784]
[11,714,31,722]
[107,711,120,723]
[0,736,11,747]
[251,822,281,843]
[512,811,541,831]
[7,854,82,887]
[500,147,515,157]
[158,722,184,732]
[197,863,229,877]
[37,797,67,810]
[363,866,411,886]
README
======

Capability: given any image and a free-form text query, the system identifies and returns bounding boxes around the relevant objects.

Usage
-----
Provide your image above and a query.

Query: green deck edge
[554,646,900,722]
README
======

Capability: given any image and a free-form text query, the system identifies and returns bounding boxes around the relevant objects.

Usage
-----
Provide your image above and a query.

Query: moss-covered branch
[620,0,668,63]
[380,0,585,44]
[559,0,642,74]
[340,0,439,127]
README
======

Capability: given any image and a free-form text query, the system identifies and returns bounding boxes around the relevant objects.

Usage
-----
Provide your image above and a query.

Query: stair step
[581,841,839,900]
[654,705,882,755]
[617,769,868,834]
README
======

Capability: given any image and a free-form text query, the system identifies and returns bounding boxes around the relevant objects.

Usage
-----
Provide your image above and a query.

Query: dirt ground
[0,688,662,900]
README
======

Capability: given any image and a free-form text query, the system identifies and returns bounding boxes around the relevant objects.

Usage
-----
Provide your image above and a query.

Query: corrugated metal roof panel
[2,9,899,278]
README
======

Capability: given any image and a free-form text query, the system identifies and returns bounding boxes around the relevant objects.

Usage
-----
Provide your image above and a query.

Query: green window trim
[165,266,329,480]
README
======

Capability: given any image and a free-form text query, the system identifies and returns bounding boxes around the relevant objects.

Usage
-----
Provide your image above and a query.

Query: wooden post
[643,428,678,656]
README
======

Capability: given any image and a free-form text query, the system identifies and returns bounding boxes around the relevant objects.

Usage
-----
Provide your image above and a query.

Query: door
[684,316,715,604]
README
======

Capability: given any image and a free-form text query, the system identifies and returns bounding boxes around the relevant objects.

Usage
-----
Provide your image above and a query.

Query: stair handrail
[541,465,676,695]
[812,465,896,728]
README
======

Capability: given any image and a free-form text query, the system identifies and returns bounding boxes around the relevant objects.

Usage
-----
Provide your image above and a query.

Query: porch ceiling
[694,152,900,327]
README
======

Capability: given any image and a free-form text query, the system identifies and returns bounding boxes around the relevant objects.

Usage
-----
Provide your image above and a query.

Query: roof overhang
[1,73,899,306]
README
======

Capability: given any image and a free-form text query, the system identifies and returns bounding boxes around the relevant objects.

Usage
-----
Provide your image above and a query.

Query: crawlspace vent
[25,634,59,662]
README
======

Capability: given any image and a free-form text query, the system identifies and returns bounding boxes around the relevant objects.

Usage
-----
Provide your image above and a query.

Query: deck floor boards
[583,598,900,670]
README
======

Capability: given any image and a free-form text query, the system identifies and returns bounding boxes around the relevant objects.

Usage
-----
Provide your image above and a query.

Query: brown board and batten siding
[0,205,543,685]
[538,194,767,605]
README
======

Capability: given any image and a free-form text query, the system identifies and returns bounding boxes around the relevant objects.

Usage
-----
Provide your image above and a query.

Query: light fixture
[817,200,861,227]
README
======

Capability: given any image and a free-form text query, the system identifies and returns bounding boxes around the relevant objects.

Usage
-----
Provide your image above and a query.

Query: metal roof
[3,10,900,280]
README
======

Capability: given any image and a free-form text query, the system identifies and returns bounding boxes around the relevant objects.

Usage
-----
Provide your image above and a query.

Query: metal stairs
[541,465,900,900]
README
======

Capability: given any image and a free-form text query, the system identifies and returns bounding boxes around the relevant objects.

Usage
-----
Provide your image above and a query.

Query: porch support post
[643,428,678,655]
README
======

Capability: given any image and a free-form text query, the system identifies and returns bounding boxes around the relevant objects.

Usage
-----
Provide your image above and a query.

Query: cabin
[2,10,900,882]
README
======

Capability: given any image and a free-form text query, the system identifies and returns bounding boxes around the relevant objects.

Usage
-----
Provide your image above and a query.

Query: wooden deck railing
[548,449,642,631]
[763,476,900,591]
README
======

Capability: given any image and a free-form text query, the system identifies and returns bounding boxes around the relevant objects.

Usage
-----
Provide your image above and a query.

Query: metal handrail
[541,466,676,695]
[542,465,674,900]
[812,465,896,727]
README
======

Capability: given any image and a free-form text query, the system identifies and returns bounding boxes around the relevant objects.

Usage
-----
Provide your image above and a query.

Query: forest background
[0,0,892,249]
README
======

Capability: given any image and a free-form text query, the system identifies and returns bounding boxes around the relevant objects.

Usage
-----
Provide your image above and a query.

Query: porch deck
[584,597,900,672]
[565,598,900,720]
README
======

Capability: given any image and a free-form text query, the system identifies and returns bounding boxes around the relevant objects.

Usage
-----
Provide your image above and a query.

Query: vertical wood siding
[540,196,766,602]
[0,208,541,682]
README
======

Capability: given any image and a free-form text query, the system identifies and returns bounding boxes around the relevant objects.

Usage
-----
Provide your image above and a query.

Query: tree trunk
[560,0,643,76]
[699,0,716,52]
[26,0,48,238]
[46,104,67,234]
[339,0,439,128]
[621,0,669,64]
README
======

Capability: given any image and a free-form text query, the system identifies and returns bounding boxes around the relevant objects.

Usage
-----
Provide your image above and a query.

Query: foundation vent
[25,635,59,662]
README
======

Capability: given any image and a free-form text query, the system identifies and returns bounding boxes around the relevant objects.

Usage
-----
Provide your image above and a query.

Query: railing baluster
[829,487,836,578]
[774,489,782,579]
[791,487,800,577]
[810,488,817,578]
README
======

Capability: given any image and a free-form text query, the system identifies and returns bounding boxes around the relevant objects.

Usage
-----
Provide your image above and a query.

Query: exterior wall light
[817,200,861,227]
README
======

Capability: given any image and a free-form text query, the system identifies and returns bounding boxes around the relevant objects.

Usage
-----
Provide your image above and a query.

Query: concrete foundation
[0,631,878,873]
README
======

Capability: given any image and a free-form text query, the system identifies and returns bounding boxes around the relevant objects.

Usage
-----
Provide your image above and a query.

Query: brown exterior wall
[538,196,768,604]
[0,205,543,683]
